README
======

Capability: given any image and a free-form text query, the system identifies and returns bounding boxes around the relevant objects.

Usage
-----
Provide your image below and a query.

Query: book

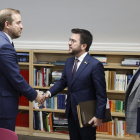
[77,100,112,128]
[53,61,65,65]
[33,61,53,64]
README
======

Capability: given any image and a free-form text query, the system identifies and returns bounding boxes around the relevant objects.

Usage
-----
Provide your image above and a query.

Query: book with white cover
[118,74,124,91]
[121,61,139,66]
[40,111,43,131]
[115,74,119,91]
[52,71,62,76]
[93,55,107,62]
[125,75,128,91]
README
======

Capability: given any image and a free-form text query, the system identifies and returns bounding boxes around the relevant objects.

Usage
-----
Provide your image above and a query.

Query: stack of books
[92,55,107,65]
[121,58,140,66]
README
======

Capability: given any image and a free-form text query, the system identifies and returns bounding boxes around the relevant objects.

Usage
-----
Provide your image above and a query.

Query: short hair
[0,8,20,31]
[71,28,93,52]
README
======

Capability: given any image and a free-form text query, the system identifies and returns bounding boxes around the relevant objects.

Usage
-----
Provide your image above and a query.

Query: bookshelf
[15,50,32,135]
[15,49,140,140]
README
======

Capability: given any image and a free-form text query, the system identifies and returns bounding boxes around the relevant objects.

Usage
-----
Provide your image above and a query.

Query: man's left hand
[88,117,102,127]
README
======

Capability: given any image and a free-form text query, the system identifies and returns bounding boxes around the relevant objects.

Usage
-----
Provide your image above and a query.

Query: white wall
[0,0,140,51]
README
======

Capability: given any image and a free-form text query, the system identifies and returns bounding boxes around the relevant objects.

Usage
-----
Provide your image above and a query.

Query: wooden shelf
[33,50,68,54]
[33,64,54,67]
[111,112,125,117]
[33,86,124,93]
[18,106,29,110]
[89,51,140,56]
[107,90,125,94]
[18,62,29,65]
[33,130,135,140]
[33,108,65,113]
[33,86,68,91]
[96,134,135,140]
[33,130,69,139]
[15,126,29,135]
[104,65,138,69]
[33,108,124,117]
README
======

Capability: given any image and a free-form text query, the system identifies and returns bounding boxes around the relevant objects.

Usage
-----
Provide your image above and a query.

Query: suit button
[71,91,73,93]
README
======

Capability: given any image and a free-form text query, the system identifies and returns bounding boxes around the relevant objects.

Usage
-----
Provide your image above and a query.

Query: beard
[69,45,82,56]
[11,31,21,39]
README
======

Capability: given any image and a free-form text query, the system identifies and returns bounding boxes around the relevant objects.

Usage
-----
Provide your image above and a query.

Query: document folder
[77,99,112,128]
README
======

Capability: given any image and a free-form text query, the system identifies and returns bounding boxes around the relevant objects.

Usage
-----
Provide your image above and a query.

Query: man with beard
[44,28,107,140]
[0,8,45,131]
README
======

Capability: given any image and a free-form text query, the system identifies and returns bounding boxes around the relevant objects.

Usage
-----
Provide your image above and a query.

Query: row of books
[19,95,29,106]
[121,57,140,66]
[16,111,29,127]
[33,61,65,65]
[91,55,140,67]
[109,100,124,112]
[19,69,29,106]
[20,69,29,84]
[33,91,67,110]
[34,68,52,87]
[97,119,130,137]
[33,57,140,67]
[17,52,29,62]
[33,111,68,133]
[34,69,135,92]
[33,111,53,132]
[105,70,133,91]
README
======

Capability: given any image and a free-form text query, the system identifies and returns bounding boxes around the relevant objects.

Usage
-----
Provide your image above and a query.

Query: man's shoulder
[89,55,101,64]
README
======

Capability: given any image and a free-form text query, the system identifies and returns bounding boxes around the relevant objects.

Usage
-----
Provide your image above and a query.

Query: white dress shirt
[73,52,88,71]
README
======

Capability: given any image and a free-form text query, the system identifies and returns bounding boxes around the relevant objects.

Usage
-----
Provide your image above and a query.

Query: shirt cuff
[47,91,51,97]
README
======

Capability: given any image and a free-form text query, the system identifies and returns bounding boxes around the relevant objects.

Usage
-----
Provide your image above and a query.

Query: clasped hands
[35,91,50,106]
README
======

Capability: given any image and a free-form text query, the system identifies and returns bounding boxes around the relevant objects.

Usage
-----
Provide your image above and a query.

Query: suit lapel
[71,53,90,86]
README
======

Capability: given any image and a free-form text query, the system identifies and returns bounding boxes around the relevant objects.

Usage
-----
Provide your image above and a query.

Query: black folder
[77,100,112,128]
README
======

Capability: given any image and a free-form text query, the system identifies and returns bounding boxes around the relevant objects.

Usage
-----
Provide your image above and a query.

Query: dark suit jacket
[0,31,37,118]
[49,53,107,122]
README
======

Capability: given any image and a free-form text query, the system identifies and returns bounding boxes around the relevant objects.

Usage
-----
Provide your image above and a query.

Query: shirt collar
[3,32,13,44]
[75,52,88,62]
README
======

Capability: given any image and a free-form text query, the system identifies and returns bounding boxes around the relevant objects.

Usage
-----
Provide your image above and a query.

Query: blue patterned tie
[72,59,79,79]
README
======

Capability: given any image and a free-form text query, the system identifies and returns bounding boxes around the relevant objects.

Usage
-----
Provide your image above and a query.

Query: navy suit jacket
[49,53,107,122]
[0,31,37,118]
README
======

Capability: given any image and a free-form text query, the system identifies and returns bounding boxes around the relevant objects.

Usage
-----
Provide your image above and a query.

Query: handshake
[35,91,50,106]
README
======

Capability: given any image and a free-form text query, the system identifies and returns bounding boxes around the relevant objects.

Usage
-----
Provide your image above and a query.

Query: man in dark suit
[44,28,107,140]
[0,8,45,131]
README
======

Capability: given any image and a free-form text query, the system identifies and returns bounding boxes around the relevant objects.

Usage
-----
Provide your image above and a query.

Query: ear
[4,21,10,29]
[81,44,87,51]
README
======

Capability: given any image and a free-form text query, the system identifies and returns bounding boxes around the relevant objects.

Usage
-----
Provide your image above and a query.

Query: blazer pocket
[2,90,17,96]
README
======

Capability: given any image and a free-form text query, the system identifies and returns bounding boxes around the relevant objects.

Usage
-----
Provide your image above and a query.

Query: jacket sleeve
[49,60,67,97]
[92,61,107,119]
[0,44,37,101]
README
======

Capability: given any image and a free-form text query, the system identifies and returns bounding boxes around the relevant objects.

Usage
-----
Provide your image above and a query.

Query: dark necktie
[12,42,14,47]
[72,59,79,79]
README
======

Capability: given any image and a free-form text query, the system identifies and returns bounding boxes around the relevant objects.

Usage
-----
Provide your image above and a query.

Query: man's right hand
[35,91,45,104]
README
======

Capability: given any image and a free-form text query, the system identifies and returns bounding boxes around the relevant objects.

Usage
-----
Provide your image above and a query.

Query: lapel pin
[84,61,87,64]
